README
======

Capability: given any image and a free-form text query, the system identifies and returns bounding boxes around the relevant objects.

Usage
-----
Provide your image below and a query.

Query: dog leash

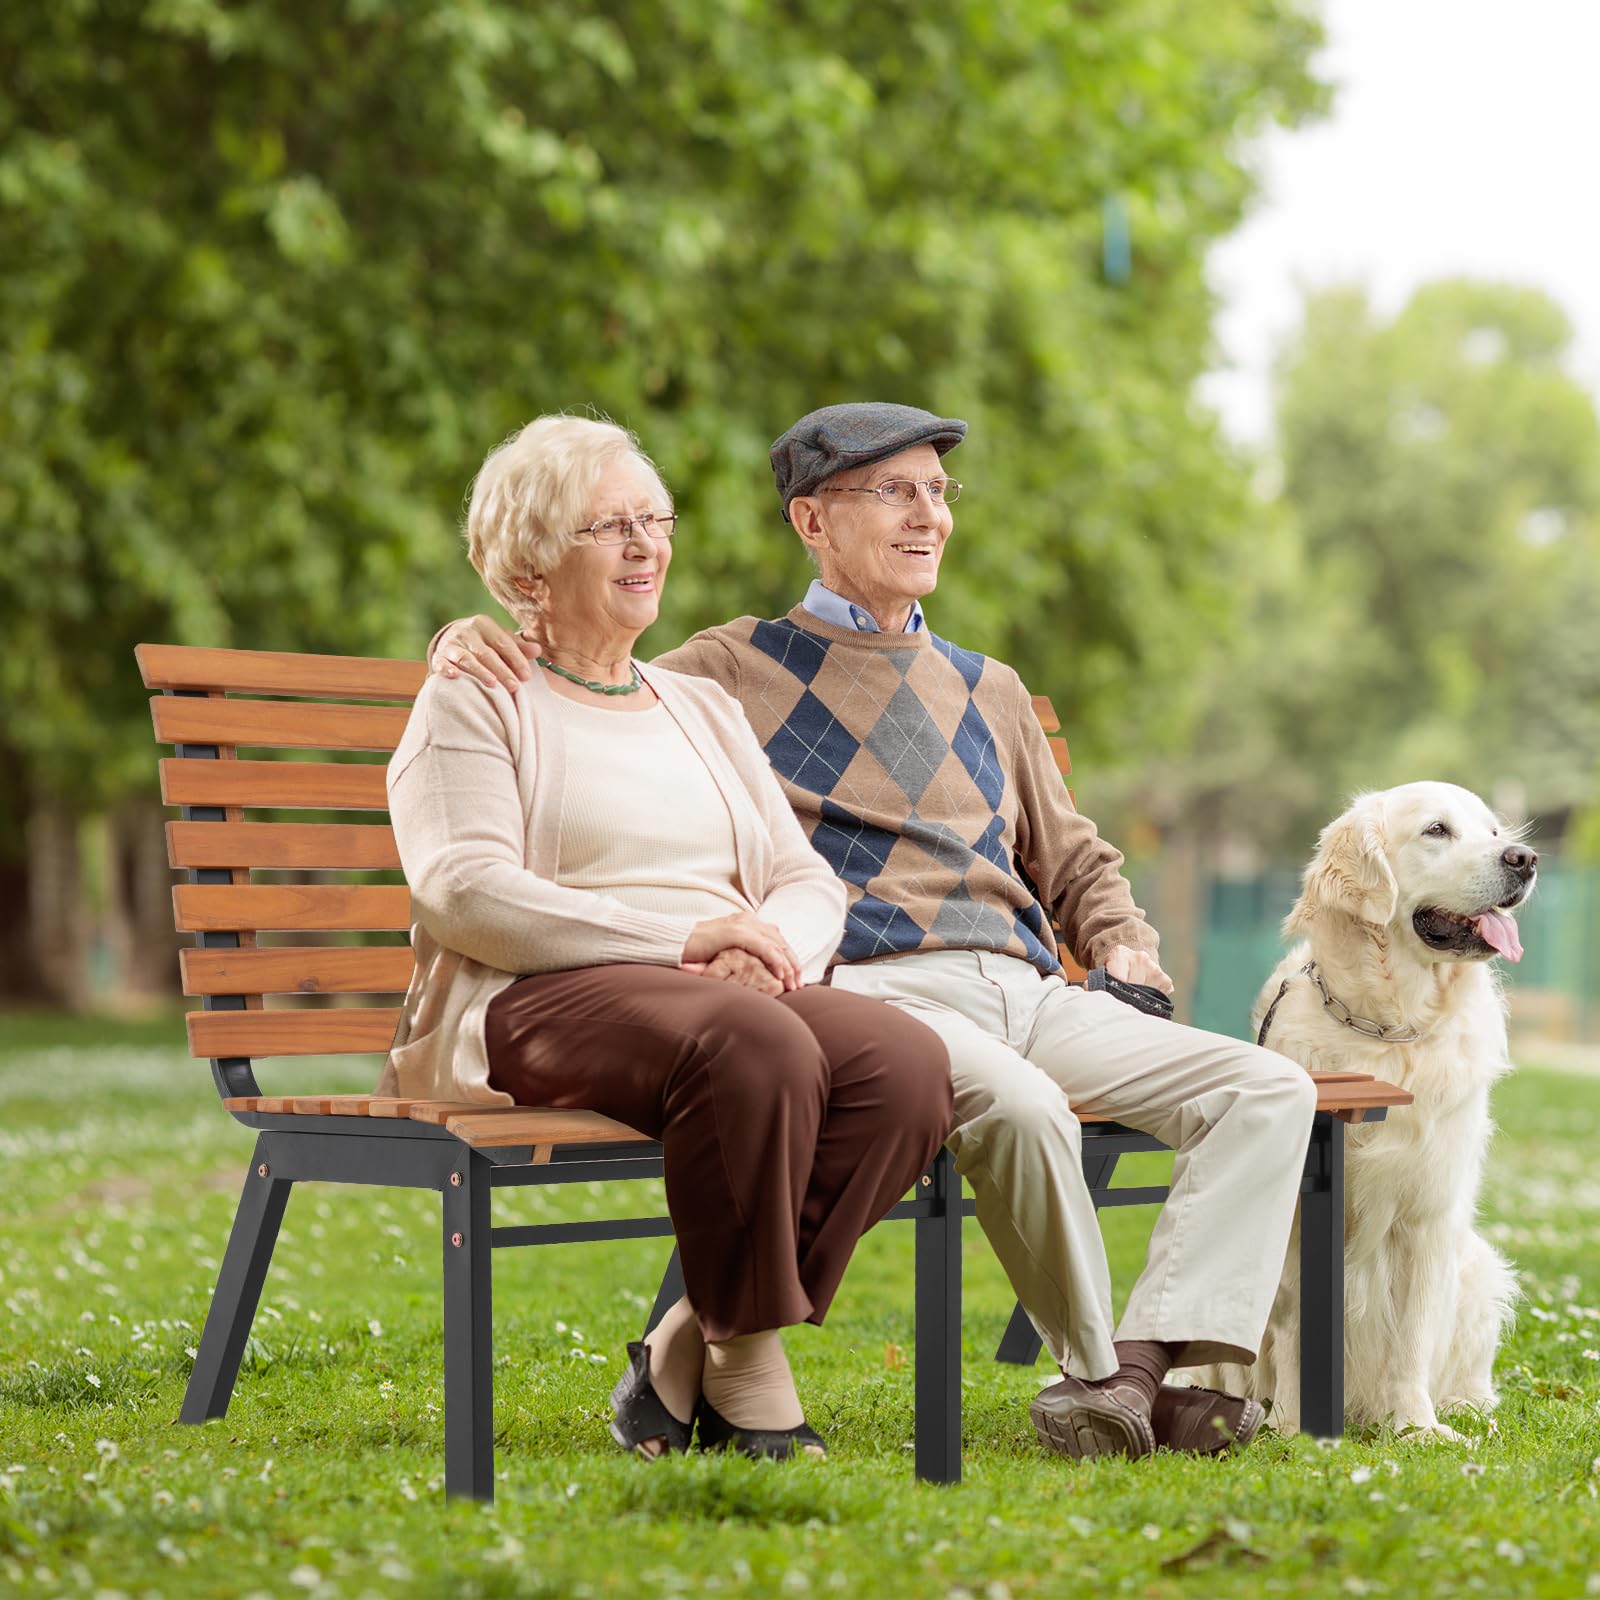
[1254,964,1308,1047]
[1257,959,1432,1048]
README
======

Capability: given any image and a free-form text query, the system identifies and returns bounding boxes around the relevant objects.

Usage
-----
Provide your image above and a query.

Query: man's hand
[1102,944,1174,996]
[432,614,538,694]
[689,948,786,996]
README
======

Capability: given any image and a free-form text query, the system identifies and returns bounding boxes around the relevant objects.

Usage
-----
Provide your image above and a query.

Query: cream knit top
[551,696,747,924]
[378,662,847,1106]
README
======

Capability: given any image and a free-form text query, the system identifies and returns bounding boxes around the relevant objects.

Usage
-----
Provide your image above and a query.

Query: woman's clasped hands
[682,912,803,995]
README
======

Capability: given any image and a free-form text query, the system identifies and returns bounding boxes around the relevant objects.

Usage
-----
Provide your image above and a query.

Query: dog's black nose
[1502,845,1537,878]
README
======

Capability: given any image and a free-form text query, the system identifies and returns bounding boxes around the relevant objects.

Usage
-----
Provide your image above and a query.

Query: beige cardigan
[377,661,848,1105]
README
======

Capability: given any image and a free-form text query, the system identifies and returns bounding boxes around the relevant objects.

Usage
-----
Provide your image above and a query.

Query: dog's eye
[1423,821,1452,839]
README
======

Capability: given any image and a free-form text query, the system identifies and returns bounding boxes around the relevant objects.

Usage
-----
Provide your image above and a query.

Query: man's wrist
[1091,931,1160,968]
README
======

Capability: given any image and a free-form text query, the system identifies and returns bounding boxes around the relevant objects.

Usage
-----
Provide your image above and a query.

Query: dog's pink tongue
[1475,909,1524,962]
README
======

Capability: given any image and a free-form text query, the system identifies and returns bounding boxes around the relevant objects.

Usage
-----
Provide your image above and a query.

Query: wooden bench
[138,641,1411,1499]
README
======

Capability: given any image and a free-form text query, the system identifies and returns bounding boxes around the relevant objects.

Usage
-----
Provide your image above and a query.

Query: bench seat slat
[1312,1081,1409,1106]
[181,946,415,997]
[161,758,391,811]
[222,1094,386,1114]
[167,820,401,870]
[137,643,425,701]
[187,1008,401,1057]
[284,1095,381,1114]
[1031,695,1060,733]
[173,883,410,932]
[442,1109,650,1148]
[368,1098,493,1119]
[152,696,411,754]
[1048,737,1072,777]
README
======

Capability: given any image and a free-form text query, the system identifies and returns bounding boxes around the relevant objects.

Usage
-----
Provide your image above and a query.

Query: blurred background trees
[0,0,1327,1004]
[1138,279,1600,864]
[3,1,1597,1015]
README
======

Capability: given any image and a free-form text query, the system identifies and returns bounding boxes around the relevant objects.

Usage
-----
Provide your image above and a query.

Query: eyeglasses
[822,478,962,508]
[569,512,679,544]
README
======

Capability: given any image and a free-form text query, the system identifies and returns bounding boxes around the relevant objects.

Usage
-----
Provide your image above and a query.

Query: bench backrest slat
[136,643,425,701]
[167,821,401,871]
[160,758,391,810]
[179,946,415,997]
[172,883,412,933]
[151,696,411,753]
[188,1008,404,1058]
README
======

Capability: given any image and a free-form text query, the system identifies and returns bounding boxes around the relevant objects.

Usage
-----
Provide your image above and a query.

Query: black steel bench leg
[1298,1112,1346,1437]
[443,1150,494,1501]
[914,1147,962,1483]
[643,1247,686,1339]
[994,1300,1043,1367]
[994,1146,1121,1366]
[180,1137,292,1425]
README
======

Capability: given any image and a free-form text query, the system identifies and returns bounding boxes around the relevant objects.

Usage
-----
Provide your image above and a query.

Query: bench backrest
[138,643,1075,1102]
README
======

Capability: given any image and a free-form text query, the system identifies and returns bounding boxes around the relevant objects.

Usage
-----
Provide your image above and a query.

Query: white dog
[1189,782,1532,1438]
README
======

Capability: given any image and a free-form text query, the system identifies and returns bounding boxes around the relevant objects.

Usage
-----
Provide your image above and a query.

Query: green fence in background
[1189,865,1600,1043]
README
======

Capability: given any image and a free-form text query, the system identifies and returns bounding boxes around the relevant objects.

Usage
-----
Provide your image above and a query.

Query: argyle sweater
[656,606,1157,975]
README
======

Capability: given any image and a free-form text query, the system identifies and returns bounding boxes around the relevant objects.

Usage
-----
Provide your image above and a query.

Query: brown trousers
[484,965,953,1343]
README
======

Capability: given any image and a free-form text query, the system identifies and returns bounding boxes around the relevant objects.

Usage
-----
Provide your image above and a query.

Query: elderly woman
[382,414,952,1461]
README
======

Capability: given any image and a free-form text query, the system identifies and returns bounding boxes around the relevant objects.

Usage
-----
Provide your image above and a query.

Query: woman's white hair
[465,414,670,627]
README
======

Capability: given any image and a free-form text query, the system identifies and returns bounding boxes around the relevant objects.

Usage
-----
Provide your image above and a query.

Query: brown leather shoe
[1030,1377,1156,1460]
[1151,1383,1264,1455]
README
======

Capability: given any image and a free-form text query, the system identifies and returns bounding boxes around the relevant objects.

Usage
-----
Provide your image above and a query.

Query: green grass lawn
[3,1017,1599,1598]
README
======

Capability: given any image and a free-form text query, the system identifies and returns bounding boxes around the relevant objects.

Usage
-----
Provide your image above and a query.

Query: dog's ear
[1285,800,1399,933]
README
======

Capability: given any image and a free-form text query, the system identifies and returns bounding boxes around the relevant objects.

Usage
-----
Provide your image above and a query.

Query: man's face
[793,443,955,618]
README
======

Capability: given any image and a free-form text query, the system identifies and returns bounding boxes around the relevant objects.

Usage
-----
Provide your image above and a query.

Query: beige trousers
[827,950,1318,1380]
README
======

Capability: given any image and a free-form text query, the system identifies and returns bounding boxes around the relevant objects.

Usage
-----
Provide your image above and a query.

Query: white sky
[1201,0,1600,443]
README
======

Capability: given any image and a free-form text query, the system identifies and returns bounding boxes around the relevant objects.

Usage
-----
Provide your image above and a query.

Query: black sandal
[608,1341,693,1457]
[694,1396,826,1460]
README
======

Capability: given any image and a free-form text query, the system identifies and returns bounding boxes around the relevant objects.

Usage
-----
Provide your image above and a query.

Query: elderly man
[428,403,1318,1460]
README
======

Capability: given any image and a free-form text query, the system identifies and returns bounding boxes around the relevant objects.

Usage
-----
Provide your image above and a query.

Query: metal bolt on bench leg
[450,1172,462,1187]
[257,1164,269,1178]
[443,1152,494,1500]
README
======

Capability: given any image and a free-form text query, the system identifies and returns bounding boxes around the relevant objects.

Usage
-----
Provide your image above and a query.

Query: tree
[0,0,1327,1002]
[1140,280,1600,864]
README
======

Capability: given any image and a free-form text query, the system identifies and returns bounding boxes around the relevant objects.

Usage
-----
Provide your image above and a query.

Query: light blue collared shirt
[800,579,925,634]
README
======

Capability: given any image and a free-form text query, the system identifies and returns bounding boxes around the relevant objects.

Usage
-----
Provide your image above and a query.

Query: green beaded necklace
[537,657,642,697]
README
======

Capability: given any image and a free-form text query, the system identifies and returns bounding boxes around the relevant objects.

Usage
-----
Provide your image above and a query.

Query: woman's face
[534,457,674,647]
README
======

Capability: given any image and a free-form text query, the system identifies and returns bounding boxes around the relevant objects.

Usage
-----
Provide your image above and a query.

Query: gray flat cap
[771,402,967,521]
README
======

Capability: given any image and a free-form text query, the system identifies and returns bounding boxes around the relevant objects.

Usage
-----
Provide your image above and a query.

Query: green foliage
[1156,280,1600,857]
[0,0,1326,836]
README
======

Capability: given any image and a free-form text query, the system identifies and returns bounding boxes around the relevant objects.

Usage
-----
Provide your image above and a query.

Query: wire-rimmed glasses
[569,512,680,544]
[821,478,962,507]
